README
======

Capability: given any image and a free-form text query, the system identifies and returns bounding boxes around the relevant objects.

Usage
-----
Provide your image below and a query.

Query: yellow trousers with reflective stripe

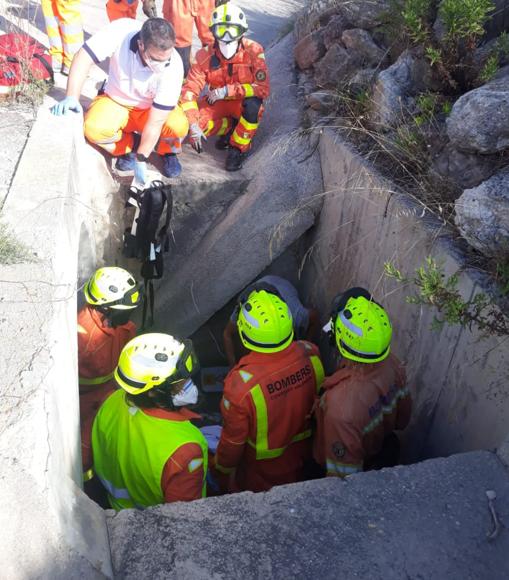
[41,0,83,69]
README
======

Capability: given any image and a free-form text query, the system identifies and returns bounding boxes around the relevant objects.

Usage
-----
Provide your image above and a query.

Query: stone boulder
[294,0,343,41]
[323,14,350,49]
[341,28,386,67]
[455,167,509,258]
[306,90,338,112]
[370,51,416,128]
[447,75,509,153]
[314,43,360,89]
[294,29,326,70]
[348,67,377,95]
[339,0,390,29]
[432,144,499,189]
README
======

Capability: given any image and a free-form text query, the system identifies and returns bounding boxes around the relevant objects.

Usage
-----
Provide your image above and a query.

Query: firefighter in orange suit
[180,2,270,171]
[163,0,215,76]
[78,267,140,474]
[213,287,324,493]
[313,287,412,477]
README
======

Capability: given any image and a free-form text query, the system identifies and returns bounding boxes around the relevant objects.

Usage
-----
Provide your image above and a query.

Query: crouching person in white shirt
[51,18,188,180]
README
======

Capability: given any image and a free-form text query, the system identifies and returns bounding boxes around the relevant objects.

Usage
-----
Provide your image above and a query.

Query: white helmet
[210,3,248,42]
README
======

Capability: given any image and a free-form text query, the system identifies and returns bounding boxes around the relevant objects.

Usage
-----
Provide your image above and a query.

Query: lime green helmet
[84,267,141,310]
[329,287,392,363]
[237,289,294,353]
[115,333,199,395]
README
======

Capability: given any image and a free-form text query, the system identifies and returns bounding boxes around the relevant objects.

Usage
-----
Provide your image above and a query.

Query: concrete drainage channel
[2,30,509,580]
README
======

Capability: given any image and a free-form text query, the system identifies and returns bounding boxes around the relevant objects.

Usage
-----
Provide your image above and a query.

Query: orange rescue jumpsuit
[180,38,270,153]
[77,305,136,471]
[313,354,411,477]
[163,0,214,48]
[106,0,138,21]
[214,341,324,492]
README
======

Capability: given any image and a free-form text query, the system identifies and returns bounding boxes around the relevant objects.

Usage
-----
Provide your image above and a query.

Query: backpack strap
[141,278,155,330]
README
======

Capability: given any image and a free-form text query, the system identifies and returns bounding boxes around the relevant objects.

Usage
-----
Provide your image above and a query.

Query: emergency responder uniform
[78,267,140,474]
[106,0,138,22]
[92,333,208,509]
[180,3,270,171]
[313,288,412,477]
[214,289,324,493]
[163,0,215,76]
[41,0,83,74]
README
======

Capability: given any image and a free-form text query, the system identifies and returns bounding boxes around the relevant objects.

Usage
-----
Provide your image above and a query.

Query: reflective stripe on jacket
[77,305,136,389]
[92,390,208,509]
[313,354,411,477]
[215,340,324,492]
[180,38,270,125]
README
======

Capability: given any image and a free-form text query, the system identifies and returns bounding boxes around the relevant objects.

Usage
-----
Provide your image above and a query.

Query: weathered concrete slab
[0,100,113,579]
[153,32,323,337]
[299,128,509,462]
[107,451,509,580]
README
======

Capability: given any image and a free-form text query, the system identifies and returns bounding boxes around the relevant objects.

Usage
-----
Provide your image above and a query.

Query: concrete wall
[0,103,113,578]
[300,129,509,462]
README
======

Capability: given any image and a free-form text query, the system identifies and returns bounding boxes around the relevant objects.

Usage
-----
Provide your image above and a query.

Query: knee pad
[242,97,263,123]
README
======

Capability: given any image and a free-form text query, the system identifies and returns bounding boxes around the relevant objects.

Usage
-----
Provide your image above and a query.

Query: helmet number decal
[332,441,346,459]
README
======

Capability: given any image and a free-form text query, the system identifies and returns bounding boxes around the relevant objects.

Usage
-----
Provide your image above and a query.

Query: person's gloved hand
[142,0,157,18]
[189,123,207,153]
[134,158,147,185]
[51,96,82,116]
[206,86,228,104]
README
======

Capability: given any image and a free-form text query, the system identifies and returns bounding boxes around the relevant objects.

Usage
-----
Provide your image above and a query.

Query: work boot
[115,134,141,172]
[116,152,136,171]
[162,153,182,178]
[225,146,245,172]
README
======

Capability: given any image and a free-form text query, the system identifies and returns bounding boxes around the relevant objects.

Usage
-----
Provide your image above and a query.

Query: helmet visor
[170,339,200,383]
[213,24,243,40]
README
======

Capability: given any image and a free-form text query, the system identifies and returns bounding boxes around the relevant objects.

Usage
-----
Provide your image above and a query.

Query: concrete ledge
[107,451,509,579]
[300,128,509,461]
[0,100,112,578]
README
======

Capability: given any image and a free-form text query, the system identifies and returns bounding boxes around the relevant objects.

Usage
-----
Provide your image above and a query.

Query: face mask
[219,40,239,60]
[172,379,199,407]
[146,58,169,74]
[108,308,133,328]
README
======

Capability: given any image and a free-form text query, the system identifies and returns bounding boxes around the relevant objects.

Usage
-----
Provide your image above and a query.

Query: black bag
[123,180,173,328]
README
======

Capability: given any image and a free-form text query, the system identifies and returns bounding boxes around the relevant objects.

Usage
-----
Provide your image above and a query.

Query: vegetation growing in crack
[0,226,34,264]
[384,257,509,337]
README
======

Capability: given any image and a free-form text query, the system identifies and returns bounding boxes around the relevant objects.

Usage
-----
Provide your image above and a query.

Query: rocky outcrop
[294,29,326,70]
[447,75,509,154]
[339,0,390,29]
[323,14,349,49]
[370,51,416,128]
[315,43,360,88]
[455,167,509,258]
[341,28,386,67]
[306,90,338,112]
[432,144,499,189]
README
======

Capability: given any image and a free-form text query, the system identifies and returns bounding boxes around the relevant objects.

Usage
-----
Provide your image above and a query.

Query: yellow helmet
[237,289,294,353]
[115,333,199,395]
[329,288,392,363]
[210,3,248,42]
[84,267,141,310]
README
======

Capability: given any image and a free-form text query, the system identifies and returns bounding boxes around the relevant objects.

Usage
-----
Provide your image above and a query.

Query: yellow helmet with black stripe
[210,3,248,42]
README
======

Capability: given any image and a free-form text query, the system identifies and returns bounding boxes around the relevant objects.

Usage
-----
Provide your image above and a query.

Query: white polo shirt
[83,18,183,110]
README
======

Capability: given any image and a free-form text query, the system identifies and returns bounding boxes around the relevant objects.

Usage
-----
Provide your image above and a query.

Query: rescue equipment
[123,180,173,328]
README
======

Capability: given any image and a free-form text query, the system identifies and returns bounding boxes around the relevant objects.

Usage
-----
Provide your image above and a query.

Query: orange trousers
[84,94,189,155]
[195,97,264,153]
[106,0,138,20]
[162,0,214,47]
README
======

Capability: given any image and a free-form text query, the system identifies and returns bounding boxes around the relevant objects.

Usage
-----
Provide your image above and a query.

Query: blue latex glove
[51,96,83,116]
[134,158,147,185]
[206,86,228,104]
